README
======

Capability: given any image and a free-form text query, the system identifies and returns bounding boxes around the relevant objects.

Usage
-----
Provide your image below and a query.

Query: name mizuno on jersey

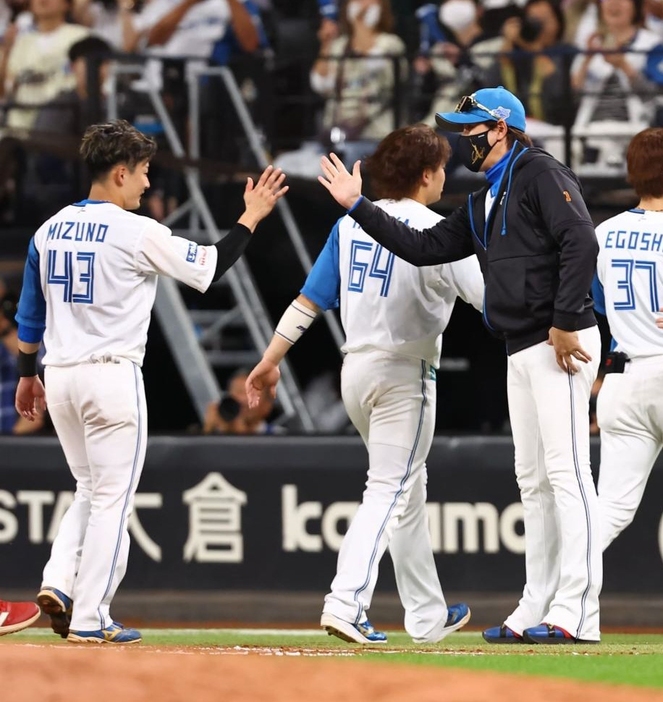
[603,229,663,252]
[46,221,109,243]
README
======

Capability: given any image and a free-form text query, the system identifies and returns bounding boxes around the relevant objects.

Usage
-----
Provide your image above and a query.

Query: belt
[88,354,121,364]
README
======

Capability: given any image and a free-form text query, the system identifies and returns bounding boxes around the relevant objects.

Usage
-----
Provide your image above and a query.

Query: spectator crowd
[0,0,662,213]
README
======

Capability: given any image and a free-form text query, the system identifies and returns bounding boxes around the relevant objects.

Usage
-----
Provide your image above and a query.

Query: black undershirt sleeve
[212,223,252,281]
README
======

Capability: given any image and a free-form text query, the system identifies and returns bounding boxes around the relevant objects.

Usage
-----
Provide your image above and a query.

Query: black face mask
[456,130,494,172]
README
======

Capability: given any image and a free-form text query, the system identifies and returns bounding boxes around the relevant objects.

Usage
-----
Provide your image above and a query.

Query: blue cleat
[68,622,142,644]
[412,603,472,643]
[522,623,599,645]
[443,603,471,633]
[482,623,525,644]
[320,612,387,644]
[37,587,73,639]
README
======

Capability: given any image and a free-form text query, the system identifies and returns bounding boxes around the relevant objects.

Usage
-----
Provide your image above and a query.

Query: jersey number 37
[612,259,659,312]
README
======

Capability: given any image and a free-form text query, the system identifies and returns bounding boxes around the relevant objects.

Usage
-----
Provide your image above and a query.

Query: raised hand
[245,358,281,409]
[15,376,46,422]
[240,165,289,230]
[318,153,363,209]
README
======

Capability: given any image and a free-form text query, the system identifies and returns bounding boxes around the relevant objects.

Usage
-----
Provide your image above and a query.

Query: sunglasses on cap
[455,94,504,122]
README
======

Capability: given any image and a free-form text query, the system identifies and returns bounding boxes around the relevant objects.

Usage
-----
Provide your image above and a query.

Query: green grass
[6,628,663,689]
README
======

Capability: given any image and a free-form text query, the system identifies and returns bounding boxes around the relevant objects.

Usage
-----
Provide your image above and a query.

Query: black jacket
[350,144,598,355]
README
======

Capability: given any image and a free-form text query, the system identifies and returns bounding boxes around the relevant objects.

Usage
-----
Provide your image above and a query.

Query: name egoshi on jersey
[604,229,663,252]
[46,221,109,243]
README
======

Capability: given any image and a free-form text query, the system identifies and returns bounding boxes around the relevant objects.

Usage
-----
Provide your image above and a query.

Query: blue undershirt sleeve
[16,237,46,343]
[591,273,606,316]
[300,220,341,311]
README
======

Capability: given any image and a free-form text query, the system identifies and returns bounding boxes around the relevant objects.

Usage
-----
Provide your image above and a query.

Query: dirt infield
[5,645,663,702]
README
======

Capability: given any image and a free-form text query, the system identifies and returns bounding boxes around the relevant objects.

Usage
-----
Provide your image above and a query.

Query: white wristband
[274,300,318,345]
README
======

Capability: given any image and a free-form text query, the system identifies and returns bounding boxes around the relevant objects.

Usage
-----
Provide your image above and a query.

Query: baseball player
[318,87,603,645]
[14,119,287,644]
[593,127,663,550]
[0,599,41,636]
[246,124,481,644]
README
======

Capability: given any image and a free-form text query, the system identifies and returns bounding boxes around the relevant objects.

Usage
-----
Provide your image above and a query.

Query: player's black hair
[80,119,157,181]
[627,127,663,199]
[365,124,451,200]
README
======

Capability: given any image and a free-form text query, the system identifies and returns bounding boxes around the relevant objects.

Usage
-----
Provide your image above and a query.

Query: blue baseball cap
[435,86,527,132]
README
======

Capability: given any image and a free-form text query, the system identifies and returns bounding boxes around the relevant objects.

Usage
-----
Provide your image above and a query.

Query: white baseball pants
[597,356,663,550]
[503,327,602,641]
[41,357,147,631]
[323,349,451,643]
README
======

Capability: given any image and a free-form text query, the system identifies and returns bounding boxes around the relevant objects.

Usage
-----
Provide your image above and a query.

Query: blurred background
[1,0,662,628]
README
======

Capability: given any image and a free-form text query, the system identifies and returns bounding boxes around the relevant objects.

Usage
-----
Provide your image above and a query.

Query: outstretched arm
[318,154,474,265]
[246,215,342,407]
[136,165,288,291]
[246,295,320,408]
[212,165,289,281]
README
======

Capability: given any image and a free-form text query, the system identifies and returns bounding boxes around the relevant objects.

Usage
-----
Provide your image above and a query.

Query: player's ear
[112,164,126,187]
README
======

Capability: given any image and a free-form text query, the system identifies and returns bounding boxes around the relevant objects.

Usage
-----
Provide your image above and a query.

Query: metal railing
[106,59,317,431]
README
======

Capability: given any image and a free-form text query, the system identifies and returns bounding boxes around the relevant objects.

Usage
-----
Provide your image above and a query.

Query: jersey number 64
[348,240,395,298]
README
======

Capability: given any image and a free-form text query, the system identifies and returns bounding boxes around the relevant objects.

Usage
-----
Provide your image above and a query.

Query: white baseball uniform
[593,208,663,550]
[301,198,484,642]
[502,325,601,639]
[16,199,218,631]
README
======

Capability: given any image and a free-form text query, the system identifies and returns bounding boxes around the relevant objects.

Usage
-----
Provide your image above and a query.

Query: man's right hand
[318,153,363,210]
[547,327,592,374]
[246,358,281,409]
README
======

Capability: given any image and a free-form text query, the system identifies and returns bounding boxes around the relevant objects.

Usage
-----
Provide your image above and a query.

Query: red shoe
[0,600,41,637]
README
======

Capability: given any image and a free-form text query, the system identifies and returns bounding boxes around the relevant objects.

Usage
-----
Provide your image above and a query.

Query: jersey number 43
[47,249,96,304]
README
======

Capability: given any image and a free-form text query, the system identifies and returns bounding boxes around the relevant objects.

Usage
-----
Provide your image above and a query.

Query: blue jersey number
[47,250,96,304]
[612,259,659,312]
[348,240,395,297]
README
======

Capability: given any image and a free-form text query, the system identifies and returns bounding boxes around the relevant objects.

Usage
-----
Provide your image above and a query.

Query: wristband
[17,350,38,377]
[274,300,317,345]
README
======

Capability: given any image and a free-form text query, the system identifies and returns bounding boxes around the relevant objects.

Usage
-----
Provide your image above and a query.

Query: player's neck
[87,185,122,208]
[409,184,438,206]
[637,198,663,212]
